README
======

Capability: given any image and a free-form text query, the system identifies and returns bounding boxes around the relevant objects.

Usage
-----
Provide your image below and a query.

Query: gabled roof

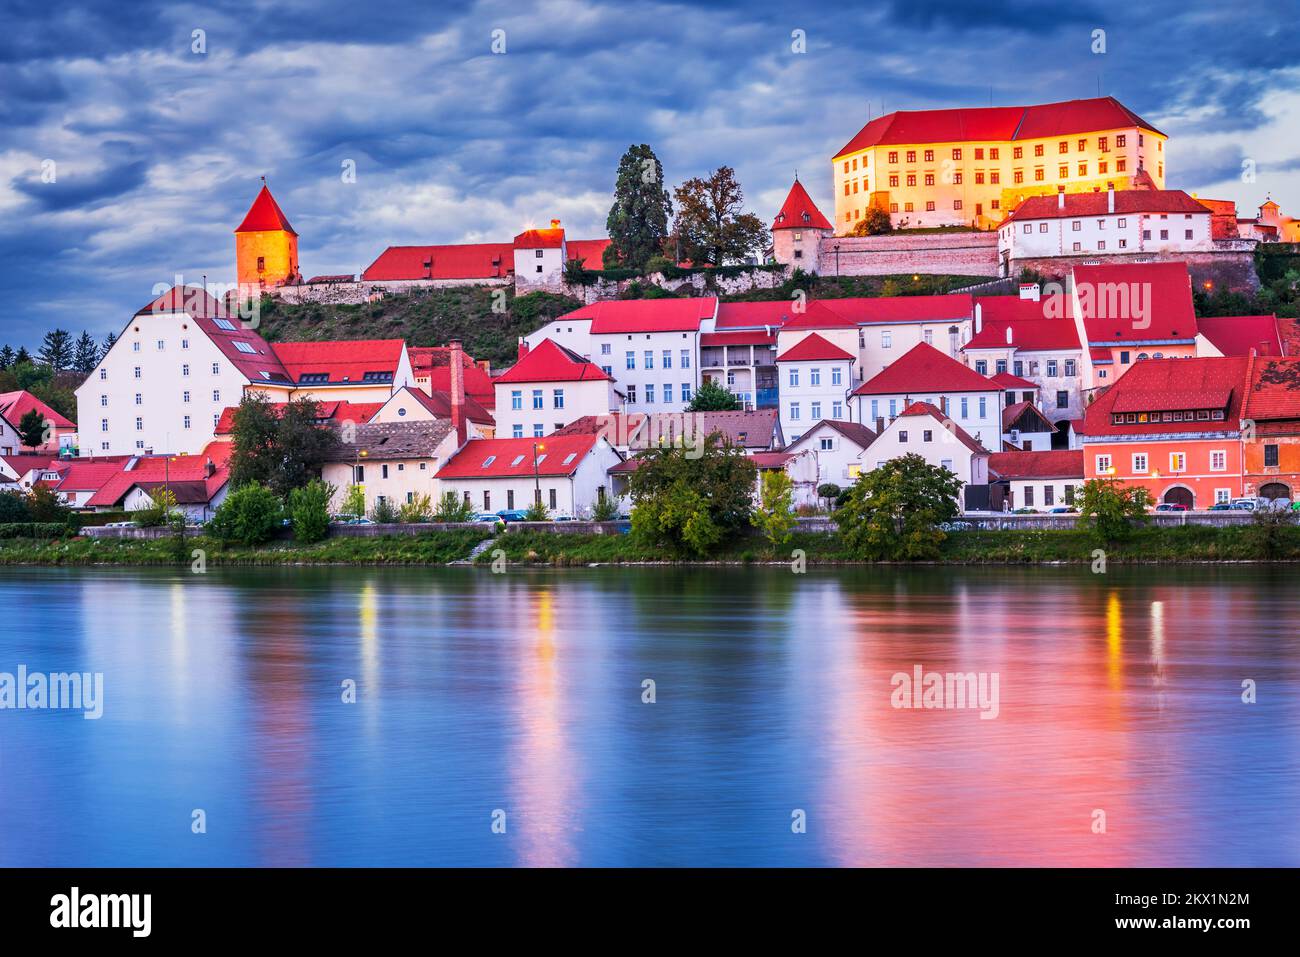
[988,449,1084,480]
[214,399,385,436]
[1002,401,1056,433]
[436,434,601,479]
[1197,315,1283,358]
[965,296,1080,351]
[363,243,514,281]
[320,420,454,461]
[84,443,232,508]
[387,385,494,426]
[852,342,997,396]
[50,458,132,493]
[496,339,613,384]
[513,228,564,248]
[235,185,297,235]
[565,239,613,270]
[1242,355,1300,422]
[714,300,808,330]
[785,419,877,453]
[269,339,406,385]
[1003,189,1210,223]
[1072,261,1196,344]
[1077,357,1248,437]
[777,301,860,331]
[557,297,717,334]
[819,294,974,326]
[835,96,1162,158]
[894,402,987,454]
[0,390,75,429]
[775,332,855,363]
[0,452,63,477]
[408,346,496,406]
[990,371,1039,390]
[772,179,832,232]
[552,409,781,450]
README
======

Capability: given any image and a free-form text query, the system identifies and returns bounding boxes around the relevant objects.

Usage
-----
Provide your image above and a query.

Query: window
[212,389,220,402]
[995,359,1007,375]
[898,430,908,443]
[1035,168,1045,182]
[1056,391,1069,409]
[212,362,220,374]
[923,430,933,442]
[926,201,936,212]
[789,368,799,387]
[645,384,655,403]
[924,173,935,186]
[100,419,108,432]
[881,331,892,349]
[1065,485,1075,505]
[1064,359,1076,377]
[626,351,635,370]
[135,417,143,431]
[979,397,987,418]
[975,360,988,375]
[888,151,898,164]
[906,150,916,163]
[960,397,969,419]
[820,437,834,451]
[1133,453,1148,473]
[953,201,962,211]
[1170,452,1186,472]
[601,343,611,355]
[1265,444,1280,467]
[906,174,916,187]
[135,393,142,405]
[382,464,390,479]
[99,368,108,380]
[681,349,690,368]
[832,402,842,419]
[553,389,564,409]
[626,385,636,403]
[1046,360,1058,376]
[870,400,880,421]
[810,367,821,386]
[1058,141,1068,154]
[532,389,543,410]
[810,402,821,420]
[789,402,800,421]
[512,424,523,438]
[511,390,522,410]
[132,341,140,352]
[644,350,654,369]
[889,175,899,188]
[100,394,107,407]
[1095,454,1112,474]
[662,349,672,368]
[549,488,557,510]
[681,383,691,403]
[533,424,544,438]
[1210,450,1226,472]
[134,366,141,379]
[1044,486,1055,506]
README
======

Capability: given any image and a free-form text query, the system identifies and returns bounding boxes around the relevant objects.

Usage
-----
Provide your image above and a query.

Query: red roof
[565,239,612,270]
[750,452,794,469]
[269,339,405,385]
[0,390,75,429]
[988,449,1083,479]
[965,296,1080,351]
[990,371,1038,390]
[558,297,716,334]
[214,399,385,436]
[772,179,832,232]
[135,286,292,384]
[513,228,565,248]
[495,338,612,384]
[410,347,496,409]
[436,434,600,479]
[1004,189,1210,223]
[388,385,494,425]
[715,300,812,329]
[1072,261,1196,344]
[820,295,974,326]
[777,301,860,331]
[1077,357,1248,437]
[0,452,63,476]
[235,185,297,235]
[852,342,998,396]
[895,402,988,454]
[775,333,855,363]
[363,243,514,281]
[1197,315,1283,358]
[84,443,232,508]
[835,97,1162,158]
[1241,355,1300,422]
[699,330,777,347]
[1001,401,1056,433]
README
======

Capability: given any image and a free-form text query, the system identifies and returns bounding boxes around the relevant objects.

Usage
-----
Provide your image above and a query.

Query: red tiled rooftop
[1197,315,1283,358]
[772,179,832,232]
[363,243,514,282]
[852,342,998,396]
[436,434,600,479]
[988,449,1084,479]
[896,402,988,454]
[269,339,405,385]
[0,390,75,429]
[1071,261,1197,344]
[775,332,855,363]
[557,297,717,334]
[1242,355,1300,422]
[1003,189,1210,223]
[1077,357,1248,437]
[235,185,297,235]
[495,338,612,384]
[820,294,975,326]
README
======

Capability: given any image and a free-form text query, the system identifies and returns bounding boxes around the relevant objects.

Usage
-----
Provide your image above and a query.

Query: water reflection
[0,565,1296,867]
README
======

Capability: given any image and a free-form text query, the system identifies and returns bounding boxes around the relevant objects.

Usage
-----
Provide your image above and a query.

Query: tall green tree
[1077,478,1151,543]
[627,431,757,556]
[14,347,31,365]
[605,144,673,272]
[37,329,73,371]
[17,408,48,449]
[685,378,741,411]
[0,345,14,370]
[752,468,796,547]
[227,393,339,498]
[72,331,100,375]
[836,454,963,560]
[671,166,770,266]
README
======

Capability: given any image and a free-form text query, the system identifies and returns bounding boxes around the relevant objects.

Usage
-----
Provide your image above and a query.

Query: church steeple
[235,182,300,292]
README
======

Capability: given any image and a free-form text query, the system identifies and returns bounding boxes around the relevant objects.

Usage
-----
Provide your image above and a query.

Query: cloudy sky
[1,0,1297,349]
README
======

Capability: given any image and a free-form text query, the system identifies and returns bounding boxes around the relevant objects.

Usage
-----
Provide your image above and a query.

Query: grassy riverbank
[2,524,1299,567]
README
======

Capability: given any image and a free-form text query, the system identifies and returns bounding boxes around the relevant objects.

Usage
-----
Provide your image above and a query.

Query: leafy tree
[0,490,30,523]
[523,499,551,522]
[0,345,14,370]
[398,493,433,523]
[671,166,770,266]
[227,393,339,498]
[25,485,71,524]
[837,454,963,560]
[817,482,842,511]
[132,488,181,528]
[849,206,892,236]
[340,484,367,521]
[17,408,47,449]
[752,468,796,547]
[433,490,475,523]
[685,378,740,412]
[289,479,335,543]
[606,144,673,272]
[628,431,757,556]
[72,331,100,375]
[209,482,283,545]
[591,493,620,521]
[37,329,73,371]
[1077,478,1152,543]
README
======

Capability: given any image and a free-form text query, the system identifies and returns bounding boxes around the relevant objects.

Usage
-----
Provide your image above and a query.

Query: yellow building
[235,182,300,294]
[833,97,1167,231]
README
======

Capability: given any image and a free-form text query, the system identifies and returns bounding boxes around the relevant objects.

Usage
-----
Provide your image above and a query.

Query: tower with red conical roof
[235,181,300,294]
[771,177,833,274]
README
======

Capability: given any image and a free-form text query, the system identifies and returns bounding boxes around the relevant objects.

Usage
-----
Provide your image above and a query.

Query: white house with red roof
[864,402,990,491]
[84,442,233,520]
[524,298,715,414]
[774,333,855,443]
[409,345,496,411]
[435,434,621,517]
[371,385,494,439]
[255,339,415,404]
[782,419,878,487]
[849,342,1002,448]
[770,178,834,273]
[987,449,1085,511]
[494,339,619,439]
[0,390,77,455]
[819,294,976,378]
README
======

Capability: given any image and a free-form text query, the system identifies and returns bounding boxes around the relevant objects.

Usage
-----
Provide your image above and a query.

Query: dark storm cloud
[0,0,1295,350]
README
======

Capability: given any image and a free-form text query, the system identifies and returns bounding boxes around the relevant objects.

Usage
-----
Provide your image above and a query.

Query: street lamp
[833,242,841,277]
[532,442,545,508]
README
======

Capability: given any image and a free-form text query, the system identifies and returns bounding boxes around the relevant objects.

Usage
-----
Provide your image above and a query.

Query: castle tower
[235,181,300,294]
[771,177,833,274]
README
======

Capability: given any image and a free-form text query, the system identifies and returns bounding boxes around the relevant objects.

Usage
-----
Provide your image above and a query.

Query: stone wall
[818,232,1000,278]
[1010,245,1260,293]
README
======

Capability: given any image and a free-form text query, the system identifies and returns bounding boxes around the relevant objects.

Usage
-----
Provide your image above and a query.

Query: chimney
[1107,182,1115,214]
[205,458,215,478]
[974,302,983,335]
[550,219,561,229]
[1057,185,1066,211]
[449,339,467,445]
[875,416,885,434]
[518,338,530,361]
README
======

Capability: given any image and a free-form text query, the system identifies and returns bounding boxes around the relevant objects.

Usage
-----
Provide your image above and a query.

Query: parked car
[1229,498,1258,511]
[333,515,374,525]
[1154,503,1188,512]
[104,521,134,528]
[553,513,574,522]
[473,512,502,525]
[1048,507,1075,514]
[494,509,530,523]
[1208,502,1234,511]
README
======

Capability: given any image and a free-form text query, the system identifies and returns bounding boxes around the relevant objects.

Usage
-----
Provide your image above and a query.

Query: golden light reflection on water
[1106,591,1123,689]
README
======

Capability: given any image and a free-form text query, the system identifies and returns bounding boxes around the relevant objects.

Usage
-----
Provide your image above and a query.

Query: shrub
[523,500,551,522]
[0,491,31,523]
[433,490,476,523]
[398,493,434,523]
[836,454,962,560]
[0,522,68,539]
[1077,478,1152,543]
[817,483,842,511]
[369,497,400,524]
[208,482,284,545]
[132,488,182,528]
[752,469,796,547]
[289,479,335,543]
[591,494,620,522]
[26,485,72,524]
[1249,505,1296,559]
[339,485,367,521]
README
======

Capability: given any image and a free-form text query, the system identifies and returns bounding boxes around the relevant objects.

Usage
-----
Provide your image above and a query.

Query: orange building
[1077,356,1247,509]
[235,182,300,294]
[1240,354,1300,503]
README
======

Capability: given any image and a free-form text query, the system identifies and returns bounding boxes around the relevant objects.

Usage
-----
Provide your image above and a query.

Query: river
[1,565,1296,866]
